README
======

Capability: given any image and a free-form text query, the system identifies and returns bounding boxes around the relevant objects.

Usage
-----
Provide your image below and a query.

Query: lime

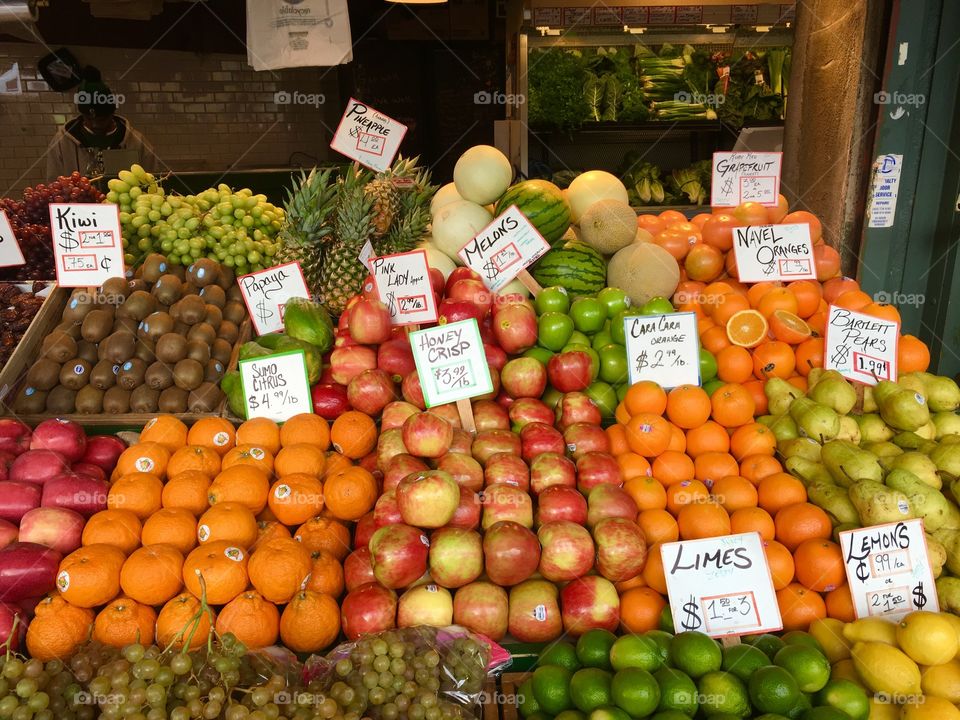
[781,631,824,654]
[721,643,770,683]
[753,715,790,720]
[588,706,631,720]
[699,348,718,382]
[540,641,582,672]
[531,665,573,715]
[703,378,725,396]
[555,711,587,720]
[814,679,869,720]
[641,297,675,315]
[748,666,802,715]
[536,286,571,314]
[801,708,852,720]
[527,713,553,720]
[697,671,750,717]
[569,668,613,713]
[577,629,617,670]
[670,631,722,679]
[598,287,630,318]
[644,630,673,666]
[659,604,674,632]
[774,645,831,693]
[746,633,787,660]
[650,712,691,720]
[610,635,663,673]
[611,668,660,717]
[784,690,811,719]
[654,667,698,717]
[518,678,540,718]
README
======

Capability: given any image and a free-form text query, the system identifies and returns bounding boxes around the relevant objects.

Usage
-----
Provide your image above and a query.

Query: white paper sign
[823,306,898,385]
[371,249,438,326]
[239,350,313,423]
[624,312,701,388]
[867,154,904,228]
[410,318,493,407]
[358,239,375,272]
[731,223,817,282]
[330,99,408,172]
[839,520,939,620]
[711,152,783,207]
[238,262,310,336]
[49,203,125,287]
[661,532,783,638]
[457,205,551,293]
[0,211,25,268]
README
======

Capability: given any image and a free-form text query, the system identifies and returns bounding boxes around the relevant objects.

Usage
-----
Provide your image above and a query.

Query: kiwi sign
[49,203,125,287]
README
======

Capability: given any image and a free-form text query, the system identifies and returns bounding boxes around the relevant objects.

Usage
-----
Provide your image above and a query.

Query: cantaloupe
[419,239,459,277]
[607,242,680,306]
[453,145,513,205]
[579,199,637,255]
[430,182,463,215]
[567,171,629,223]
[430,200,493,260]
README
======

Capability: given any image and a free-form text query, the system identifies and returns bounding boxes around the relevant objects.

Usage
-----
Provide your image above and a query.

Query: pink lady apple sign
[711,152,783,207]
[661,533,782,639]
[823,306,899,385]
[0,211,25,268]
[370,249,438,326]
[410,318,493,407]
[731,224,817,282]
[624,312,701,388]
[458,205,550,294]
[839,520,938,620]
[330,99,408,172]
[49,203,125,287]
[237,261,310,335]
[239,350,313,423]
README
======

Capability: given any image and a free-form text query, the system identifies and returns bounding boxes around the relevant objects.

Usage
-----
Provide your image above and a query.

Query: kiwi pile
[12,255,248,416]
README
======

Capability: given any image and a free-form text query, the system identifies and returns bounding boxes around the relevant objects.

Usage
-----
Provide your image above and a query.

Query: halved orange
[726,310,769,348]
[769,310,812,345]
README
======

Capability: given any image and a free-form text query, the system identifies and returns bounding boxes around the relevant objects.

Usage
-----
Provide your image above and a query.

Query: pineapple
[364,156,422,238]
[275,168,337,291]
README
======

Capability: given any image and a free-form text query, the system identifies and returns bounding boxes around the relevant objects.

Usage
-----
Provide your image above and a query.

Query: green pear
[937,576,960,613]
[861,385,878,413]
[931,442,960,477]
[809,371,857,414]
[854,413,894,444]
[885,468,952,531]
[885,451,942,489]
[785,457,834,486]
[807,481,860,525]
[932,528,960,575]
[922,375,960,413]
[898,372,928,396]
[832,522,860,544]
[764,414,799,442]
[874,380,931,431]
[789,397,841,443]
[806,367,825,388]
[862,441,905,459]
[932,412,960,440]
[765,377,805,415]
[894,431,931,450]
[777,437,823,462]
[925,533,947,578]
[848,480,915,526]
[821,440,883,487]
[943,435,960,446]
[917,421,938,441]
[837,415,862,444]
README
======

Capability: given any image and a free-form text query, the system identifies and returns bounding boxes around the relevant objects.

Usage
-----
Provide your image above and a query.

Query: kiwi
[200,285,226,309]
[226,285,244,304]
[75,340,99,364]
[178,295,206,325]
[103,386,131,414]
[158,386,188,413]
[145,361,175,390]
[181,282,198,297]
[154,333,187,363]
[13,386,46,414]
[222,301,246,326]
[173,322,191,336]
[153,275,183,305]
[127,278,148,294]
[26,359,62,391]
[187,323,216,346]
[118,290,156,321]
[187,258,219,288]
[130,385,160,413]
[102,331,136,364]
[185,340,211,365]
[211,338,233,365]
[139,312,175,342]
[54,321,83,340]
[141,254,170,283]
[59,358,91,390]
[172,358,204,391]
[217,265,236,291]
[61,292,95,324]
[117,358,147,390]
[135,339,157,364]
[112,316,138,335]
[189,382,225,412]
[100,277,130,305]
[90,359,119,390]
[203,305,223,328]
[204,359,226,383]
[169,263,187,282]
[41,331,77,363]
[75,385,104,414]
[46,385,77,413]
[80,309,113,343]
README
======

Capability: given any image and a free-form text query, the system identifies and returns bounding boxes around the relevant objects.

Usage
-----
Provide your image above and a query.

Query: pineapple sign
[330,99,408,172]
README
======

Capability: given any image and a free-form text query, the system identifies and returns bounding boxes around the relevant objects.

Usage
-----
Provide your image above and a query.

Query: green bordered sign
[409,318,493,407]
[239,349,313,422]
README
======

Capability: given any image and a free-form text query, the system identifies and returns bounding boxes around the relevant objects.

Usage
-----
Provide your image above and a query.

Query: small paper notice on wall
[867,154,904,228]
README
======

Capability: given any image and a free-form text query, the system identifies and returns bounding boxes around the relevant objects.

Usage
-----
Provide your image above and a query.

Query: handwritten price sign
[624,312,701,388]
[371,249,438,326]
[0,211,25,268]
[731,224,817,282]
[711,152,783,207]
[409,318,493,407]
[458,205,551,293]
[661,532,782,638]
[330,99,408,172]
[823,306,899,385]
[48,203,125,287]
[839,520,938,620]
[237,262,310,335]
[239,350,313,423]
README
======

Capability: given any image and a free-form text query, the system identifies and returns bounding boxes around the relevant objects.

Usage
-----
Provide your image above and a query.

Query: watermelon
[495,179,571,246]
[530,240,606,295]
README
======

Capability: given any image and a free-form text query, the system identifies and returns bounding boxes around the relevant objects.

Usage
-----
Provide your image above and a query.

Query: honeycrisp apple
[435,453,484,492]
[453,581,508,641]
[427,527,483,588]
[471,430,521,465]
[447,487,482,530]
[529,453,577,494]
[537,520,595,582]
[396,470,460,528]
[402,413,454,459]
[483,453,529,491]
[482,521,540,586]
[535,486,588,526]
[563,422,610,458]
[340,582,398,640]
[481,483,533,529]
[471,400,510,432]
[508,579,562,643]
[397,584,453,628]
[369,524,429,589]
[509,398,556,431]
[593,517,648,582]
[560,575,620,636]
[586,485,638,527]
[555,391,603,429]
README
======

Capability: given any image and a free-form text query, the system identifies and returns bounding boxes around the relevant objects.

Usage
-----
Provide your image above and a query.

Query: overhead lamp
[385,0,448,4]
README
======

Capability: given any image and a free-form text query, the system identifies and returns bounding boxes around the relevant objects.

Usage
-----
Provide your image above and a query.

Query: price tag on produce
[370,249,438,326]
[0,211,25,268]
[711,152,783,207]
[458,205,550,293]
[239,350,313,423]
[48,203,125,287]
[409,318,493,407]
[330,98,408,172]
[237,262,310,336]
[823,306,898,385]
[839,520,938,620]
[624,312,700,388]
[731,224,817,282]
[661,532,783,638]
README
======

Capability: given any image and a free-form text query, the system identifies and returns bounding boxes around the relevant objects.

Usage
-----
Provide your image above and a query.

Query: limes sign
[48,203,125,287]
[823,306,899,385]
[409,318,493,407]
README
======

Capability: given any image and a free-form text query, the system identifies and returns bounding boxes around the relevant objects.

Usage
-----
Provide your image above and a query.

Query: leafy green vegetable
[528,49,591,131]
[601,74,621,121]
[583,72,603,121]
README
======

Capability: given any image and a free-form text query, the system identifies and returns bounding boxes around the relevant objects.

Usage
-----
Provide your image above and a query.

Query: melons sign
[458,205,551,293]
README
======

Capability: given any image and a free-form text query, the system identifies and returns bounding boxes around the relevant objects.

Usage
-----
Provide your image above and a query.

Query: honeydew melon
[418,239,459,277]
[453,145,513,205]
[430,200,493,260]
[430,182,463,215]
[567,171,629,223]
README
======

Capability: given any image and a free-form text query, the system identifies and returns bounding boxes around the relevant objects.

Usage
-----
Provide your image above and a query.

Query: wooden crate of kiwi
[0,254,251,427]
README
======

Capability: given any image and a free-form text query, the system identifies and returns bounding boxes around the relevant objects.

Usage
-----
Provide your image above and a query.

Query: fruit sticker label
[711,152,783,207]
[330,99,408,172]
[237,261,311,335]
[839,520,939,620]
[661,532,783,638]
[48,203,125,287]
[0,211,25,268]
[370,249,438,326]
[731,223,817,282]
[624,311,701,388]
[239,349,313,423]
[458,205,551,293]
[823,306,899,385]
[410,318,493,407]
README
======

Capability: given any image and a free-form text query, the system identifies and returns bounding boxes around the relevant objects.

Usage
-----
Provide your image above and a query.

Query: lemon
[810,618,852,663]
[851,642,921,696]
[866,696,898,720]
[941,612,960,656]
[900,695,960,719]
[920,659,960,703]
[897,611,959,666]
[843,617,899,646]
[831,658,863,684]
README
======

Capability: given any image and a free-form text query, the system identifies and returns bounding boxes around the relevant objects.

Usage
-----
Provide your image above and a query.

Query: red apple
[520,423,565,462]
[0,482,41,523]
[509,398,556,432]
[481,483,533,529]
[396,470,460,528]
[577,452,623,494]
[493,303,538,354]
[593,518,648,582]
[311,383,350,420]
[0,420,30,456]
[376,428,408,471]
[428,403,462,429]
[0,542,61,602]
[369,524,430,589]
[373,490,403,528]
[71,463,106,483]
[474,366,501,402]
[0,451,13,483]
[401,371,426,410]
[449,429,473,456]
[436,453,484,492]
[348,298,392,345]
[381,401,420,431]
[587,485,638,527]
[347,369,397,416]
[29,419,86,463]
[555,392,603,429]
[9,450,71,486]
[428,268,445,294]
[0,602,25,651]
[501,357,548,399]
[437,299,484,325]
[354,513,378,549]
[359,451,380,478]
[471,429,522,465]
[483,343,508,372]
[18,507,85,554]
[0,520,18,549]
[383,454,429,492]
[402,412,454,460]
[428,527,482,588]
[41,474,108,517]
[397,584,453,627]
[482,521,540,586]
[563,423,610,459]
[483,453,529,491]
[344,547,377,591]
[79,435,126,473]
[330,345,378,386]
[548,352,593,393]
[560,575,620,636]
[453,581,508,641]
[471,400,509,431]
[448,487,482,530]
[341,582,398,640]
[529,452,577,494]
[536,486,588,526]
[537,520,595,582]
[508,579,562,643]
[448,278,493,316]
[444,267,482,294]
[378,339,416,383]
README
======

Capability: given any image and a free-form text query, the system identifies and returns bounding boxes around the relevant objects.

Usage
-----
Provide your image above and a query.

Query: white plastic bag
[246,0,353,71]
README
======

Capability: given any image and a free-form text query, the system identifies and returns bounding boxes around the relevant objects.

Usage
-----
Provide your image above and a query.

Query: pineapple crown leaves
[333,165,376,245]
[279,167,338,248]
